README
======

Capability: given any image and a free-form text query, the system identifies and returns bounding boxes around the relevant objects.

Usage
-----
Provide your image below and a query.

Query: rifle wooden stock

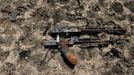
[59,39,77,65]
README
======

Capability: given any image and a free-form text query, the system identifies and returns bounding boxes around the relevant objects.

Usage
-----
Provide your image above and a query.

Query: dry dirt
[0,0,134,75]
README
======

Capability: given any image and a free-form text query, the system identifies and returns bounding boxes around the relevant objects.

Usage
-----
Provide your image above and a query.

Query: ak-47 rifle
[44,25,126,65]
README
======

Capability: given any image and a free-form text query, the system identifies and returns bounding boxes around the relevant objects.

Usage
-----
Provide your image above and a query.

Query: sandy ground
[0,0,134,75]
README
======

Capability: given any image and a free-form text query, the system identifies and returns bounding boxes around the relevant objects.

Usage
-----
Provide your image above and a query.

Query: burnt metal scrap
[44,25,127,65]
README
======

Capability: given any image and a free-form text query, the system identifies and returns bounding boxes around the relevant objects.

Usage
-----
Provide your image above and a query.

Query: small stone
[19,50,31,60]
[124,1,134,13]
[9,11,19,22]
[128,14,134,22]
[111,2,123,14]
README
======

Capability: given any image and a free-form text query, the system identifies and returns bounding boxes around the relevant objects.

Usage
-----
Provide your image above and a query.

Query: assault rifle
[44,25,126,65]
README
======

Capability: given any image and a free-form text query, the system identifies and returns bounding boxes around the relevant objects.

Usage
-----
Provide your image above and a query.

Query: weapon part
[44,36,127,48]
[44,25,127,66]
[59,39,77,65]
[48,25,126,37]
